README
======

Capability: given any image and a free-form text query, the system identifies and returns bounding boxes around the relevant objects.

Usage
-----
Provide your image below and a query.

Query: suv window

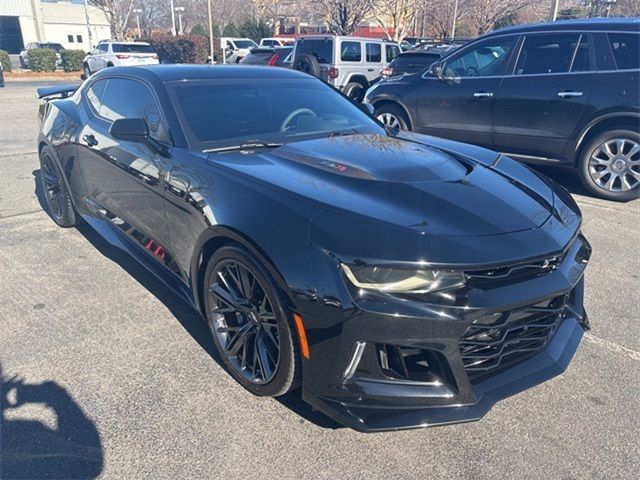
[445,36,515,77]
[98,44,108,53]
[571,35,591,72]
[366,43,382,63]
[385,44,400,62]
[296,38,333,64]
[341,41,362,62]
[608,33,639,70]
[99,78,168,141]
[515,34,581,75]
[112,43,154,54]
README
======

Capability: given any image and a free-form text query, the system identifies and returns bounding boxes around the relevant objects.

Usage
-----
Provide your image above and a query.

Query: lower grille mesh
[460,294,568,382]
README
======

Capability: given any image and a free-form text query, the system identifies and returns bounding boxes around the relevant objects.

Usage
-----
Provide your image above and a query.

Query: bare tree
[463,0,532,36]
[315,0,370,35]
[369,0,419,41]
[421,0,467,40]
[89,0,136,40]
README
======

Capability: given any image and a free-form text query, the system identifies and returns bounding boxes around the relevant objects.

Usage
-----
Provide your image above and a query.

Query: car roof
[486,17,640,37]
[297,35,398,43]
[96,64,311,83]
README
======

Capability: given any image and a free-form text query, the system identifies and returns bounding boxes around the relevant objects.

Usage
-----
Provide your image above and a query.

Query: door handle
[473,92,494,98]
[557,91,583,98]
[367,68,375,72]
[82,134,98,147]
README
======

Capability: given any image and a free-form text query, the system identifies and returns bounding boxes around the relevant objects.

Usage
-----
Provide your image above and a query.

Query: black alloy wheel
[204,246,300,396]
[39,147,76,227]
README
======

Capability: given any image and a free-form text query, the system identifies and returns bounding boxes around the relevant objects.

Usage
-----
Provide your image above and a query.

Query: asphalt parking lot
[0,79,639,480]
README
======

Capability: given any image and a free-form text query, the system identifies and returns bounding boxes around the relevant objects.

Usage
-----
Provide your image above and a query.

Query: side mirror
[109,118,149,143]
[430,61,446,81]
[360,103,375,115]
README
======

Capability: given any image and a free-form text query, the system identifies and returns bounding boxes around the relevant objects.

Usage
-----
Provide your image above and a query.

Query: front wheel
[204,246,301,397]
[374,103,410,131]
[578,129,640,202]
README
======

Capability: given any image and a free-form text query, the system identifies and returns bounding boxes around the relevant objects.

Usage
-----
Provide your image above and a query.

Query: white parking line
[584,332,640,362]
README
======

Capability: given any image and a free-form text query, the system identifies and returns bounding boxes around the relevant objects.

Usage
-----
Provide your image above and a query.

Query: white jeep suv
[83,41,159,76]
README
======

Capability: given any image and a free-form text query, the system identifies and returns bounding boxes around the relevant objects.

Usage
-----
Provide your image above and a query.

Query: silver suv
[291,36,401,102]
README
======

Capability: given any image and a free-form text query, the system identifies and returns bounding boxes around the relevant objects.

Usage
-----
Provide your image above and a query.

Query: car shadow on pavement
[32,169,343,431]
[0,362,103,479]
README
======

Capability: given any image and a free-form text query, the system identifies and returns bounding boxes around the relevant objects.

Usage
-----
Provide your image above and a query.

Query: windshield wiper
[328,128,361,138]
[204,142,283,153]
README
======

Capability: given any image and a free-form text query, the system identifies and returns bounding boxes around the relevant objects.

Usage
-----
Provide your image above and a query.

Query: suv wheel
[292,54,321,78]
[375,104,410,131]
[579,129,640,202]
[344,82,366,103]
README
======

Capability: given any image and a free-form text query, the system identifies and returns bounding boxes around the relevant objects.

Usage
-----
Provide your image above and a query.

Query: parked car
[366,18,640,201]
[83,41,158,76]
[381,50,444,79]
[19,42,64,69]
[36,64,591,432]
[223,37,259,63]
[260,37,294,47]
[239,46,293,67]
[291,35,401,102]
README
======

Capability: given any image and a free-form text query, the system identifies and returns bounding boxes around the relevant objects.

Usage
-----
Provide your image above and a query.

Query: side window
[99,78,168,141]
[571,35,591,72]
[86,79,108,114]
[341,41,362,62]
[608,33,639,70]
[445,36,516,77]
[98,44,108,53]
[515,34,581,75]
[385,44,400,62]
[366,43,382,63]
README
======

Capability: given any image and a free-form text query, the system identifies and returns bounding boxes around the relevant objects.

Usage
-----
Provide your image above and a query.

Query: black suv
[366,18,640,201]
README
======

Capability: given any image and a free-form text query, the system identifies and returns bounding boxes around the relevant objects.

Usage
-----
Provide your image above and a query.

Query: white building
[0,0,111,53]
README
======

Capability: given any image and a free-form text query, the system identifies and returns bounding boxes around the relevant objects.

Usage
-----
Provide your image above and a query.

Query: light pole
[174,6,185,35]
[133,8,142,38]
[207,0,214,64]
[550,0,560,21]
[83,0,93,49]
[170,0,176,36]
[450,0,459,40]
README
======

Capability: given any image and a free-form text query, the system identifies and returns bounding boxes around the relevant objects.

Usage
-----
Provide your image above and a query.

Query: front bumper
[301,234,591,432]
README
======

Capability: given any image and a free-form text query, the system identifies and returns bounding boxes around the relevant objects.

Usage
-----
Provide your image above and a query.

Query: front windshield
[234,40,258,49]
[169,77,384,150]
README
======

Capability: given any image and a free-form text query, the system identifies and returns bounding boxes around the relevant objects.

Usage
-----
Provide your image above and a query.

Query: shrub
[0,50,11,72]
[190,24,208,36]
[27,48,57,72]
[239,19,272,43]
[143,34,219,64]
[60,49,85,72]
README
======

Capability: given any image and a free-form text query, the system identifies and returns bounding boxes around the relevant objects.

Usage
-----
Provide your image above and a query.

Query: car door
[365,42,383,82]
[414,34,518,149]
[492,32,596,162]
[77,76,174,267]
[338,39,363,88]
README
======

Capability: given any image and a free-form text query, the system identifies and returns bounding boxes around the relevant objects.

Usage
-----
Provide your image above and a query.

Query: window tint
[446,36,515,77]
[385,44,400,62]
[366,43,381,63]
[100,78,167,140]
[341,41,361,62]
[86,79,107,113]
[571,35,591,72]
[515,34,581,75]
[392,53,440,70]
[112,43,154,54]
[608,33,639,70]
[296,38,334,64]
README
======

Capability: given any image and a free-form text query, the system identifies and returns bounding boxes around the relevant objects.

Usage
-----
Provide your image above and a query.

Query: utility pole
[550,0,560,21]
[207,0,214,64]
[83,0,93,49]
[170,0,177,36]
[451,0,459,40]
[133,9,142,38]
[175,6,185,35]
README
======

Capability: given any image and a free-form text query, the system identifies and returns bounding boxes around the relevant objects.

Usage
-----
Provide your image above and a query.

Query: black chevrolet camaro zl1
[36,65,591,432]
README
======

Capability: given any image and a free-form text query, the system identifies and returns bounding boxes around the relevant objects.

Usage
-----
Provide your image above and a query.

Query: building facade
[0,0,110,53]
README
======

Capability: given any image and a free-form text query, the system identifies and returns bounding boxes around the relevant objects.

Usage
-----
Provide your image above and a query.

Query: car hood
[211,133,555,238]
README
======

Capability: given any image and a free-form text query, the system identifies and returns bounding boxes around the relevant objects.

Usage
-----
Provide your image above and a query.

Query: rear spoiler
[36,83,80,100]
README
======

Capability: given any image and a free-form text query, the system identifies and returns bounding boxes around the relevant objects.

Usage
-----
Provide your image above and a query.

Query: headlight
[341,264,465,294]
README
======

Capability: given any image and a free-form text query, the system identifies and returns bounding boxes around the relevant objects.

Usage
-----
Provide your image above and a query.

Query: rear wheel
[578,129,640,201]
[204,246,300,397]
[344,82,366,103]
[39,147,76,227]
[375,103,410,131]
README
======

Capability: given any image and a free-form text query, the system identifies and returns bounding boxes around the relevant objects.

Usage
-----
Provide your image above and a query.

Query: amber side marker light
[293,313,310,359]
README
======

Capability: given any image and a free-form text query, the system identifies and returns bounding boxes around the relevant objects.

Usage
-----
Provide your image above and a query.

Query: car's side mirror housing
[110,118,149,142]
[430,61,446,81]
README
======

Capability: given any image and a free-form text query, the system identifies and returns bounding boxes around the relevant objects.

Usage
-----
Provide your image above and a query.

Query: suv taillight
[382,67,393,77]
[267,53,280,66]
[115,54,130,59]
[328,66,339,79]
[151,54,158,60]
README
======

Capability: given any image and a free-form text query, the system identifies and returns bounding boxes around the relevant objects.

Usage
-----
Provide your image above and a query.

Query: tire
[374,103,411,131]
[83,63,91,77]
[204,245,300,397]
[578,129,640,202]
[20,56,26,69]
[106,62,114,68]
[344,82,366,104]
[292,53,321,78]
[39,146,77,227]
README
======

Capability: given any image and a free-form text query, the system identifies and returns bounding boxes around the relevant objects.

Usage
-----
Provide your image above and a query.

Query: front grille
[460,294,568,382]
[466,254,564,288]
